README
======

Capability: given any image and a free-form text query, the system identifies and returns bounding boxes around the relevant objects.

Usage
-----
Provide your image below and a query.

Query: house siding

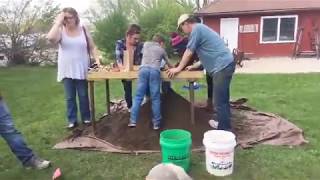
[202,10,320,57]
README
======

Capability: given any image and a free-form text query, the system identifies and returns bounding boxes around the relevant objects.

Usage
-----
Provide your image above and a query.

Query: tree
[0,0,59,65]
[93,10,129,61]
[138,0,194,54]
[87,0,195,59]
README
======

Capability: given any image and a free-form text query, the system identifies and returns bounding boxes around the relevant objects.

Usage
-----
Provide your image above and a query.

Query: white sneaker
[208,120,219,129]
[24,156,51,170]
[153,124,160,130]
[67,123,76,129]
[141,96,150,105]
[128,122,136,128]
[83,120,91,124]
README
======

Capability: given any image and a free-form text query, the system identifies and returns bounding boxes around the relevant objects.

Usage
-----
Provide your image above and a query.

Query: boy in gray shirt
[129,34,171,130]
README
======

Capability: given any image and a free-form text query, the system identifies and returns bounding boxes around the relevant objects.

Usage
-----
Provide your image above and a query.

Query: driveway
[236,57,320,74]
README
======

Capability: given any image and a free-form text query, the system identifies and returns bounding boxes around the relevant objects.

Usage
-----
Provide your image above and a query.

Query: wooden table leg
[189,81,195,125]
[105,80,110,115]
[89,81,96,135]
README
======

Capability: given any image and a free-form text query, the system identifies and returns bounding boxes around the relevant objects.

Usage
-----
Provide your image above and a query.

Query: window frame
[260,15,298,44]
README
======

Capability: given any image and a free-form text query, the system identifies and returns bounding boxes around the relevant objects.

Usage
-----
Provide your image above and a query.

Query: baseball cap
[177,14,191,30]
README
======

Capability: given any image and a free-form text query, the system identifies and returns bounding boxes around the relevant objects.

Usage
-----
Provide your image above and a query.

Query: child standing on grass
[129,34,172,130]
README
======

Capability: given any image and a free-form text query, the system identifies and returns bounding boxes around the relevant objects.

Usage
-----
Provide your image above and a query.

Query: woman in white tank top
[47,7,101,129]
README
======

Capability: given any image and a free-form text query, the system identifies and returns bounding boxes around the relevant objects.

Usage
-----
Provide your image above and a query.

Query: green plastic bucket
[160,129,192,172]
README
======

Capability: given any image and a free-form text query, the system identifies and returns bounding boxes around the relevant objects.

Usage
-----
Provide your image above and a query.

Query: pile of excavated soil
[62,91,307,151]
[81,91,215,151]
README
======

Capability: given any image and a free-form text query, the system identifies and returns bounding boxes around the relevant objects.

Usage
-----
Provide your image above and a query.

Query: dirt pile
[61,91,307,152]
[81,91,212,150]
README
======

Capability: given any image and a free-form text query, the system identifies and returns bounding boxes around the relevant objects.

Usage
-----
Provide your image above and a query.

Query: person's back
[129,34,169,130]
[187,23,233,75]
[141,41,168,70]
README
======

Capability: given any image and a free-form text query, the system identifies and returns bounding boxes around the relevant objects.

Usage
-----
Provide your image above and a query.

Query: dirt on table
[57,91,307,152]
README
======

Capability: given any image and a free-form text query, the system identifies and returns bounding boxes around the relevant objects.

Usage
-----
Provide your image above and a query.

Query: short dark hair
[62,7,80,25]
[152,34,165,44]
[126,24,141,36]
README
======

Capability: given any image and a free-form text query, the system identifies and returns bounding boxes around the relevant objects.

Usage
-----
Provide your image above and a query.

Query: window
[260,15,298,43]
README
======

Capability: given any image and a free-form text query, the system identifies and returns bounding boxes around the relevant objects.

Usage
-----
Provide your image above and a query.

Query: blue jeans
[0,99,34,165]
[121,80,151,108]
[206,74,213,100]
[210,61,235,130]
[63,78,91,124]
[130,67,161,126]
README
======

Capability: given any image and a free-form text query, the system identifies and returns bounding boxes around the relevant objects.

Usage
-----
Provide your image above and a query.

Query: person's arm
[167,26,199,78]
[115,40,124,69]
[83,26,101,65]
[162,52,173,68]
[185,61,201,70]
[166,49,194,78]
[46,13,64,44]
[176,49,194,71]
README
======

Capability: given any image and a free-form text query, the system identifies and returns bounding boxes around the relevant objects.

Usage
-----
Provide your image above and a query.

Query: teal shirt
[187,23,233,75]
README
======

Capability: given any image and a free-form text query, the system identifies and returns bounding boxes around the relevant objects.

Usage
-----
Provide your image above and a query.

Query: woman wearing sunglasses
[47,7,100,129]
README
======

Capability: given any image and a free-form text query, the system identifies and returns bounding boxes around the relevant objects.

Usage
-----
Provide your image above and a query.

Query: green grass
[0,66,319,180]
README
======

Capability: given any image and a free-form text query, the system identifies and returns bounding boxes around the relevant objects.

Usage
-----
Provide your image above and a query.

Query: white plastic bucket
[203,130,237,176]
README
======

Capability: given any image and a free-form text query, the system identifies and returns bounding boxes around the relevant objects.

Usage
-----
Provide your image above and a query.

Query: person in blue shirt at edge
[0,93,51,169]
[167,14,236,131]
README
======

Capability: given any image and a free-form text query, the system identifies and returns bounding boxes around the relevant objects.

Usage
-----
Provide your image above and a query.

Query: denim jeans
[63,78,91,124]
[210,61,235,130]
[121,80,133,109]
[206,74,213,100]
[0,99,34,165]
[130,67,161,126]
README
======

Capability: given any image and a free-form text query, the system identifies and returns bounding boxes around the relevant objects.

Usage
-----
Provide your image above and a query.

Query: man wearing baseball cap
[167,14,235,131]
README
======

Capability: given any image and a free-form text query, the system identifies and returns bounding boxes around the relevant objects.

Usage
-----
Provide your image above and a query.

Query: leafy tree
[0,0,59,65]
[93,10,129,61]
[88,0,195,60]
[138,0,193,54]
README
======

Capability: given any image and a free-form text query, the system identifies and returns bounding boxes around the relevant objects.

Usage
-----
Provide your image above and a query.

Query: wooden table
[87,70,204,134]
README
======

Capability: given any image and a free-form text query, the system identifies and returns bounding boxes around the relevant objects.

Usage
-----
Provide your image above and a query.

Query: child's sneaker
[128,122,136,128]
[83,120,91,125]
[67,123,77,129]
[153,124,160,130]
[208,120,218,129]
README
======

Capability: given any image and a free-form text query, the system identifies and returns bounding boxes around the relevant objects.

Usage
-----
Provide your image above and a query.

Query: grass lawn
[0,66,319,180]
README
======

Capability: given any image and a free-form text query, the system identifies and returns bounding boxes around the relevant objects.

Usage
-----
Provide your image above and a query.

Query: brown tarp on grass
[54,91,308,153]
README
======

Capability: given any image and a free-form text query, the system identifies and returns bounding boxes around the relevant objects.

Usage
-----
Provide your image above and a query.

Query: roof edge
[195,7,320,16]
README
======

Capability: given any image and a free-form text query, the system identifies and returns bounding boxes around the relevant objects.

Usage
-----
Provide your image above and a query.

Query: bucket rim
[160,129,191,141]
[203,130,236,143]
